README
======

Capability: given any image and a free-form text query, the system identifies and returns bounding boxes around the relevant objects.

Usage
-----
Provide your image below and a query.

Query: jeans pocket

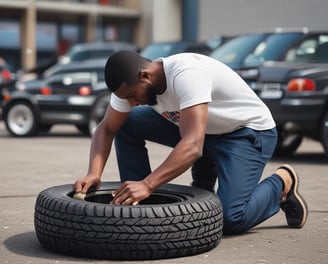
[259,131,277,160]
[252,133,262,153]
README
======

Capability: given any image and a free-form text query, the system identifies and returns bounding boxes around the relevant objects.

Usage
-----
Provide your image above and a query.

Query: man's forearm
[87,126,113,178]
[143,139,202,192]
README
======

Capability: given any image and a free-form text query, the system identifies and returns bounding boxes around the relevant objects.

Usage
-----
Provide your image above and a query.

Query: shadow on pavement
[0,122,90,138]
[272,152,327,165]
[222,224,289,240]
[3,232,91,262]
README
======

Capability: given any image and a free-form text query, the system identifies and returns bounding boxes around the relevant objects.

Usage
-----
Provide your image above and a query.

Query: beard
[145,84,158,106]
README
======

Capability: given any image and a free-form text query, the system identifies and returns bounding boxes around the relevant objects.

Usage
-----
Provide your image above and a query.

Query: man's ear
[138,69,150,80]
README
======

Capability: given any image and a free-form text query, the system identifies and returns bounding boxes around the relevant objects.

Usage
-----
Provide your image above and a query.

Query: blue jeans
[115,106,282,234]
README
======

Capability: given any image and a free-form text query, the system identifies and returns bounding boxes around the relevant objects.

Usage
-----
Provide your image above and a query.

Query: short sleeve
[110,93,132,112]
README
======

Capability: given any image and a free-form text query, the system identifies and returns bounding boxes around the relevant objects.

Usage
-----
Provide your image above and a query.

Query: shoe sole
[279,164,308,228]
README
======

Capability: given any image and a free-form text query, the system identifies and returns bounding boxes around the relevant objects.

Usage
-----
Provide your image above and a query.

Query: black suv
[1,58,110,137]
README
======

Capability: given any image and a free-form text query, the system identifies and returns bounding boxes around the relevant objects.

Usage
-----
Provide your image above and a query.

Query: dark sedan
[243,39,328,157]
[1,58,110,137]
[210,29,328,71]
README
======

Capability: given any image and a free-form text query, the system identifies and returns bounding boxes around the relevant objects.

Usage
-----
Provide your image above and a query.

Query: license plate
[259,83,283,99]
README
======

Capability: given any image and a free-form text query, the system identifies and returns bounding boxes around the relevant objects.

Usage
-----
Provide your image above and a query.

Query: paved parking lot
[0,122,327,264]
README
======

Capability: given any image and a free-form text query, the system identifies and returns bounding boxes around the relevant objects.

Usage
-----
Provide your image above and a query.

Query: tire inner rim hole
[70,190,185,204]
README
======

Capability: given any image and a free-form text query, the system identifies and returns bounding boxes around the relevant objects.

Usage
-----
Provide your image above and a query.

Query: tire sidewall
[36,182,220,217]
[275,127,303,156]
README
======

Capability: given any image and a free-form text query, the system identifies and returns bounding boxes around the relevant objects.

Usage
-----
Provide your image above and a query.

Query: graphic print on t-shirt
[161,111,180,124]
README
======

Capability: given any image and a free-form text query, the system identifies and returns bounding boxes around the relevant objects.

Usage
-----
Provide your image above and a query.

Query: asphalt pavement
[0,123,327,264]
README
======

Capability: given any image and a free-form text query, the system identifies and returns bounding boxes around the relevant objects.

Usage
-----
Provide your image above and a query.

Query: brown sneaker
[279,164,308,228]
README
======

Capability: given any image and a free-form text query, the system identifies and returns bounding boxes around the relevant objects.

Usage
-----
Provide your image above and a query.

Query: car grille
[49,81,91,94]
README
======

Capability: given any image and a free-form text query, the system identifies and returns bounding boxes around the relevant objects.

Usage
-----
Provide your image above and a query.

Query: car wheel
[88,94,110,136]
[34,182,223,260]
[321,112,328,158]
[274,128,303,156]
[4,101,39,137]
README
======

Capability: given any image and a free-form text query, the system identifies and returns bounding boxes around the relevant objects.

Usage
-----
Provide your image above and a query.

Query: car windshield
[209,33,269,69]
[243,32,304,66]
[69,49,115,62]
[140,43,187,60]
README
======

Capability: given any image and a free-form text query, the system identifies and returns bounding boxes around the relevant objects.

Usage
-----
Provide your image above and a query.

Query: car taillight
[287,78,316,92]
[79,86,91,95]
[2,90,11,101]
[40,86,52,95]
[2,69,11,80]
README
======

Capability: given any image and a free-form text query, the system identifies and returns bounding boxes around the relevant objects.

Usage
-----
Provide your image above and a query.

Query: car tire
[75,124,89,135]
[88,94,110,136]
[321,112,328,158]
[4,101,39,137]
[274,128,303,156]
[34,182,223,260]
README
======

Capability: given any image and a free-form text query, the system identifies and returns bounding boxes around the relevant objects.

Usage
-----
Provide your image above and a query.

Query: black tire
[274,128,303,156]
[75,124,90,136]
[88,94,110,136]
[34,182,223,260]
[321,112,328,158]
[4,101,39,137]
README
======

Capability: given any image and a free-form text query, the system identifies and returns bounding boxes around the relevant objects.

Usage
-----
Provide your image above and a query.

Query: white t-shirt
[110,53,275,135]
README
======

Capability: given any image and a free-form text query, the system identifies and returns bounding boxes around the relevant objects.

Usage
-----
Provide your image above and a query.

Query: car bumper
[262,95,327,132]
[37,94,96,125]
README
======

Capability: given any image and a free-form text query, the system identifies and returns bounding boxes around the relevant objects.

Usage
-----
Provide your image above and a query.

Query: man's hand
[74,174,101,194]
[111,180,152,205]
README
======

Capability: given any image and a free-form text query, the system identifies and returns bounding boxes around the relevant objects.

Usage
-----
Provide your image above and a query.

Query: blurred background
[1,0,328,158]
[0,0,326,72]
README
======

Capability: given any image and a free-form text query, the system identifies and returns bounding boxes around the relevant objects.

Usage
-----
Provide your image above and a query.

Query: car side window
[285,34,328,63]
[243,33,303,66]
[312,35,328,62]
[71,51,89,61]
[89,49,115,59]
[285,38,318,62]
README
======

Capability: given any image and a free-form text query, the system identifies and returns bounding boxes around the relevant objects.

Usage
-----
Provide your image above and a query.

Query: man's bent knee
[222,213,249,235]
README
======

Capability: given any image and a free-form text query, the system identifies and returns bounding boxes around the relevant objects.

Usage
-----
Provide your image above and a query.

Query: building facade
[0,0,142,70]
[198,0,328,40]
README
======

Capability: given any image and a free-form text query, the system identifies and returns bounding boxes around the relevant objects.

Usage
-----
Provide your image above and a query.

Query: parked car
[58,41,138,65]
[0,59,15,118]
[210,29,328,71]
[1,58,110,137]
[13,41,139,81]
[242,38,328,157]
[139,37,230,60]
